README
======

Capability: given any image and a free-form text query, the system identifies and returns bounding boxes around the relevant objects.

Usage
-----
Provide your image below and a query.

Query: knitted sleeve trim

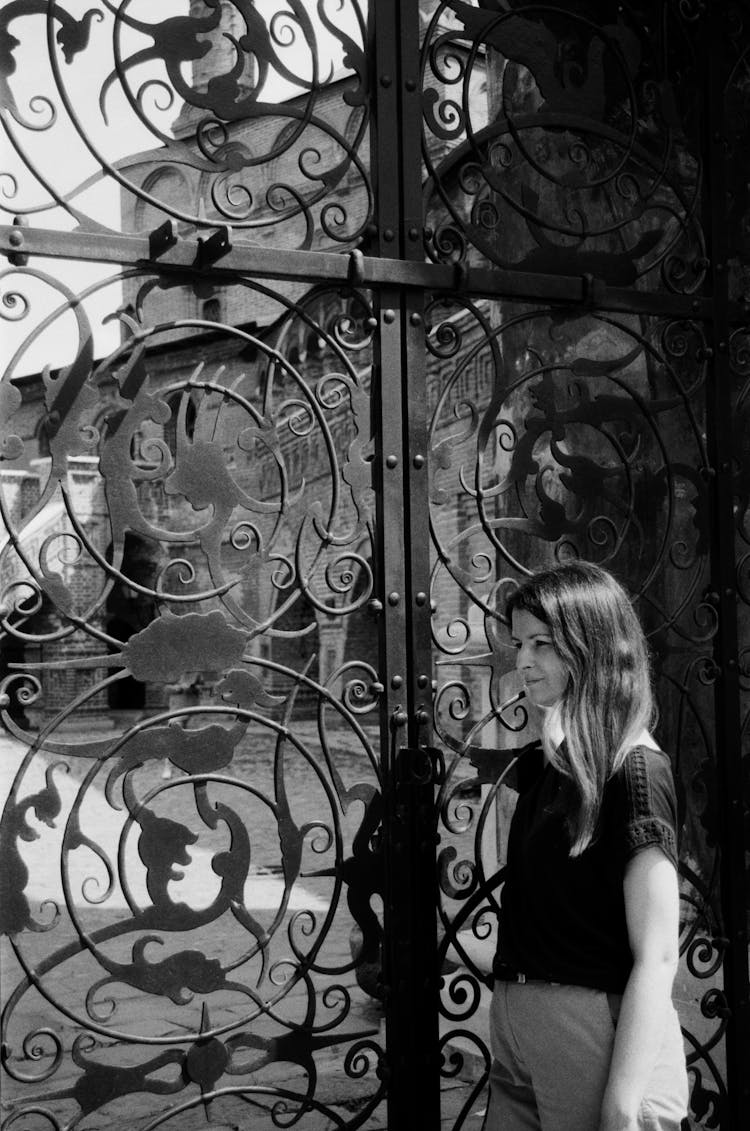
[620,747,679,869]
[623,816,678,869]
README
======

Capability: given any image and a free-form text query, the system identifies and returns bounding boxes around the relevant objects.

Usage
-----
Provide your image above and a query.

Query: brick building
[0,2,493,729]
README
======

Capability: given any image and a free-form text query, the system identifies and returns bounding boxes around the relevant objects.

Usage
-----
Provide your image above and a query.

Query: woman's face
[511,608,570,709]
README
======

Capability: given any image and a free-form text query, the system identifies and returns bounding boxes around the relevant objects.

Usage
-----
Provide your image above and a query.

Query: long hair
[507,561,657,856]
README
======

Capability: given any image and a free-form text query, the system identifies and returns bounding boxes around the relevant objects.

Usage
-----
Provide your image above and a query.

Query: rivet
[415,592,427,606]
[408,226,419,240]
[417,674,429,689]
[391,675,403,689]
[386,454,398,468]
[393,710,408,727]
[405,78,417,91]
[388,591,400,606]
[8,230,23,247]
[380,74,392,87]
[410,312,423,326]
[367,598,383,615]
[718,341,727,352]
[413,454,425,468]
[366,316,378,330]
[725,588,736,599]
[383,309,395,323]
[383,228,395,242]
[416,710,429,725]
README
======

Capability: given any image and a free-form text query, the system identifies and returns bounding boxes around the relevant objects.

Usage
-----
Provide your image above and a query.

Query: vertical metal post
[705,6,750,1127]
[372,1,442,1127]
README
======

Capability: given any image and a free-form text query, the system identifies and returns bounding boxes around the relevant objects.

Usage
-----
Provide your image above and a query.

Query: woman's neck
[543,703,565,759]
[542,705,659,761]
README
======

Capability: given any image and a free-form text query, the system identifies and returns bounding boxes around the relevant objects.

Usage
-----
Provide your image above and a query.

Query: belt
[493,961,561,986]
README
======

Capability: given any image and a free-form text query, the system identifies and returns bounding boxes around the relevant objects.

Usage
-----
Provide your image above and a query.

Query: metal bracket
[581,272,605,307]
[196,225,232,269]
[348,248,365,286]
[149,219,178,259]
[453,260,469,291]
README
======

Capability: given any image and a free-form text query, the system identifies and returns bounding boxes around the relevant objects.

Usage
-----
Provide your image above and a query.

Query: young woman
[485,561,689,1131]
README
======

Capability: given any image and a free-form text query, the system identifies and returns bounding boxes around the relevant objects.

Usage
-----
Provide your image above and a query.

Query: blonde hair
[507,561,656,856]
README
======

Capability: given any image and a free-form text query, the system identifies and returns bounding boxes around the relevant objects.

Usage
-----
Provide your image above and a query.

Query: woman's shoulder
[621,738,674,779]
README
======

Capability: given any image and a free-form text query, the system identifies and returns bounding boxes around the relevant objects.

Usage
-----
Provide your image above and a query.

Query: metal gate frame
[0,2,748,1129]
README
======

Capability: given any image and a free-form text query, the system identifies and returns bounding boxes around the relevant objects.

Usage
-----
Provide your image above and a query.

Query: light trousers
[484,981,689,1131]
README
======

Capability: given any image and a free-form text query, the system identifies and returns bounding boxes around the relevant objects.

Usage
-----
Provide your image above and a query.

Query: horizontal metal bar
[0,223,738,321]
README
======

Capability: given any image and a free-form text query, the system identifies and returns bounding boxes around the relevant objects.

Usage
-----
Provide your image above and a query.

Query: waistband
[492,959,561,986]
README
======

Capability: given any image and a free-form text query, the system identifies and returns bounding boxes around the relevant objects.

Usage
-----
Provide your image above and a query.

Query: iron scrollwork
[0,1,371,247]
[421,1,706,293]
[424,295,730,1127]
[0,1,747,1129]
[0,266,387,1126]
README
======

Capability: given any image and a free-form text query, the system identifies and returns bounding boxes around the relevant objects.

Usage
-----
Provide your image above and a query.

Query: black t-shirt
[496,742,679,993]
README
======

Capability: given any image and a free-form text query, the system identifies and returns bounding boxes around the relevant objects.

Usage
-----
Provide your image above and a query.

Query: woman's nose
[516,644,531,669]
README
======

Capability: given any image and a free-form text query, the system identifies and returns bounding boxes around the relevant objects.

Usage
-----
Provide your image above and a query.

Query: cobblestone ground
[1,721,492,1130]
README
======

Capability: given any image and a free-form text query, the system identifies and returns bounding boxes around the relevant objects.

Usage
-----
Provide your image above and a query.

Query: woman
[485,561,688,1131]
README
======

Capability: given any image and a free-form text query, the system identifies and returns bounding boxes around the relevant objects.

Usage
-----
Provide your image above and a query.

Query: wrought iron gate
[0,2,748,1129]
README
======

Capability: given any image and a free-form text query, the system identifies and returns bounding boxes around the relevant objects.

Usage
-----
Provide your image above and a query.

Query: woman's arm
[599,846,680,1131]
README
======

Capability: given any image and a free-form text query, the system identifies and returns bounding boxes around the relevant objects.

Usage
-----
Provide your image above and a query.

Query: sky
[0,0,363,375]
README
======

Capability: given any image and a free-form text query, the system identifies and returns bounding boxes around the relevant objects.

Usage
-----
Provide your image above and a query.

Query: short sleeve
[617,747,679,869]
